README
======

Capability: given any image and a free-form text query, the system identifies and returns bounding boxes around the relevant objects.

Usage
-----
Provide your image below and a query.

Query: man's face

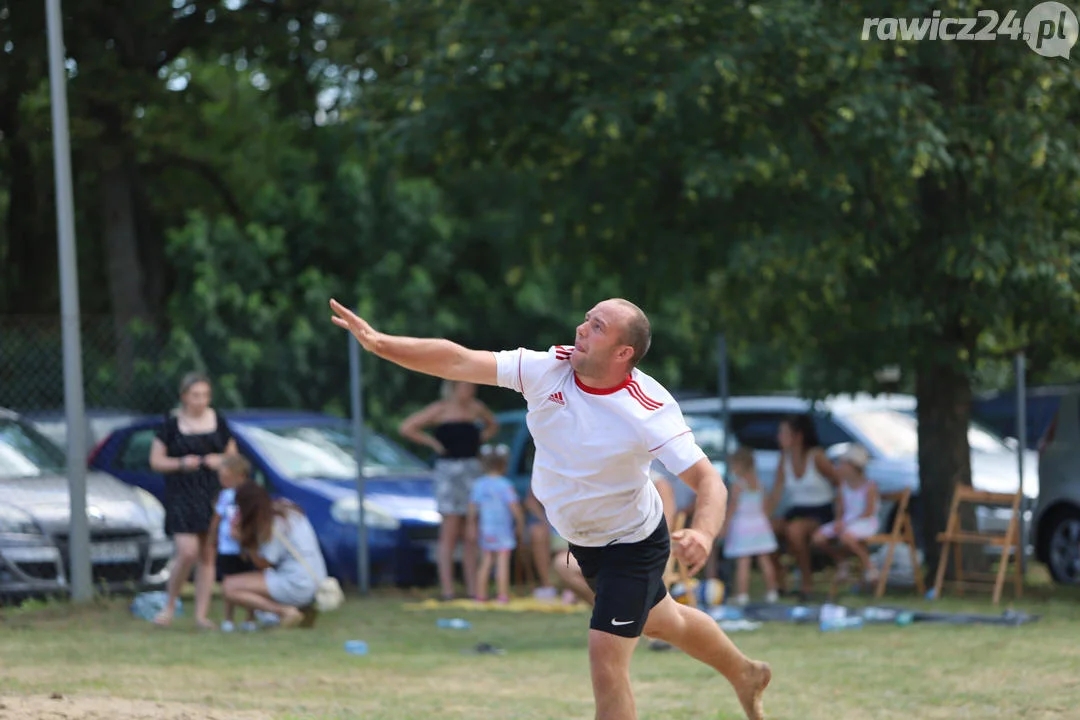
[571,301,633,376]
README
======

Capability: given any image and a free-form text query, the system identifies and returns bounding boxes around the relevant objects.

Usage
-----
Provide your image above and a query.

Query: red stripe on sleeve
[626,381,663,410]
[649,429,691,453]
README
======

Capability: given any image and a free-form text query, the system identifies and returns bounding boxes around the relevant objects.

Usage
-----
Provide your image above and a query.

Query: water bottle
[820,616,865,632]
[788,606,812,623]
[819,603,863,631]
[861,607,895,623]
[130,591,181,621]
[436,618,472,630]
[710,605,745,622]
[344,640,369,656]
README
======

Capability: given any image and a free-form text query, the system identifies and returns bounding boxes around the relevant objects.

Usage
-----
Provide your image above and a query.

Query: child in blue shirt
[468,444,524,603]
[208,454,258,632]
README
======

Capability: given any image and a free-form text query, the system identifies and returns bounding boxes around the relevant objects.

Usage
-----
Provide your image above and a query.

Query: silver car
[0,408,173,600]
[1031,389,1080,584]
[677,393,1038,548]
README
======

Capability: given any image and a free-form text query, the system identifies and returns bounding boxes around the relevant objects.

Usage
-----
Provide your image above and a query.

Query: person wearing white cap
[810,444,881,583]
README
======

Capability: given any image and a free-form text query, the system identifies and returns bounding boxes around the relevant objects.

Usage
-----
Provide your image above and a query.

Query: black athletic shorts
[216,553,255,578]
[568,518,670,639]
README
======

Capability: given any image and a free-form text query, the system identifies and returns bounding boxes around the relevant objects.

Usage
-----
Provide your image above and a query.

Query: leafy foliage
[3,2,1080,567]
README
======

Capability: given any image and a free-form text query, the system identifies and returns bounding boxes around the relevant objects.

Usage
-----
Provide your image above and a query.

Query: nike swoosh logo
[610,619,634,626]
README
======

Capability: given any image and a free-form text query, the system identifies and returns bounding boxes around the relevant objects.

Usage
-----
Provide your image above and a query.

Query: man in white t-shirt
[330,297,770,720]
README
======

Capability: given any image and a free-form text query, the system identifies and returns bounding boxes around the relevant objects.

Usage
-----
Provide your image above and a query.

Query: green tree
[370,0,1080,572]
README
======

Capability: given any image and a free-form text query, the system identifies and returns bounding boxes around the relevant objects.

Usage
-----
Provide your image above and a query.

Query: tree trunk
[101,154,149,397]
[915,360,974,580]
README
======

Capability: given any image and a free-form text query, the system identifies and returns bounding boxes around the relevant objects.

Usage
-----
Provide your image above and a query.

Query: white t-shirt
[494,345,707,547]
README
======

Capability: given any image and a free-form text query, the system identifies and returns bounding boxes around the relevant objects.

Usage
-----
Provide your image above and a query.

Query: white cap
[838,444,871,470]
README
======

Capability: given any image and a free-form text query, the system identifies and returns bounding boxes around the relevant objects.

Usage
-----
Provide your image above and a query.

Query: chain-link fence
[0,315,186,604]
[0,315,181,416]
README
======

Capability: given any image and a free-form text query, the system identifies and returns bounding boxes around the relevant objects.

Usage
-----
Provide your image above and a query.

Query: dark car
[92,410,442,587]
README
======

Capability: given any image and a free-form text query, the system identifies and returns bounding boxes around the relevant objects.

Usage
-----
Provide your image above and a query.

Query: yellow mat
[403,597,589,614]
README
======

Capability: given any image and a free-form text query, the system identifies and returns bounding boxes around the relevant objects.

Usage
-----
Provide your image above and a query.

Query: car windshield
[846,410,1014,457]
[966,420,1012,452]
[684,414,731,462]
[29,415,138,447]
[843,410,920,458]
[242,423,428,480]
[0,418,67,479]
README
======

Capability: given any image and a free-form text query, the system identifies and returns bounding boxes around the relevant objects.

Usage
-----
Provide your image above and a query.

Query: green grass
[2,581,1080,720]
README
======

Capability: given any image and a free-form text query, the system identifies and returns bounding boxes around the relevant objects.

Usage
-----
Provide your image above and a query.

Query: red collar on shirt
[574,373,632,395]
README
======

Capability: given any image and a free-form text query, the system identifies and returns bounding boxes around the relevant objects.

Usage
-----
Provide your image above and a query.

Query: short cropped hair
[611,299,651,368]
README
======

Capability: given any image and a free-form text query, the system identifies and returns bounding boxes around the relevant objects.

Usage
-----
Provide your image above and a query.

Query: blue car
[91,410,441,587]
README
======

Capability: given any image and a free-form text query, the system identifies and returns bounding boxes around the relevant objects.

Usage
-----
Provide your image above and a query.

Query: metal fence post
[349,326,370,595]
[1016,351,1028,578]
[717,333,730,481]
[46,0,91,603]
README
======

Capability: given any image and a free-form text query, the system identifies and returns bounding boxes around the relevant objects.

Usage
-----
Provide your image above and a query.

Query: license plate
[90,541,139,563]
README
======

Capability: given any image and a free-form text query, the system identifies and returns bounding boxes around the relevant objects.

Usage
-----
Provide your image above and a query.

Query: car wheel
[1045,507,1080,585]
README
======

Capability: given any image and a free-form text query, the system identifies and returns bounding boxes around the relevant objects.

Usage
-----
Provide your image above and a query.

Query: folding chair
[513,542,537,588]
[828,488,926,599]
[933,485,1023,605]
[663,512,697,608]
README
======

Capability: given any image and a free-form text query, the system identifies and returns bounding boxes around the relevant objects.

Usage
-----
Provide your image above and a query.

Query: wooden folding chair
[828,488,926,599]
[513,535,538,588]
[933,485,1023,605]
[663,512,697,607]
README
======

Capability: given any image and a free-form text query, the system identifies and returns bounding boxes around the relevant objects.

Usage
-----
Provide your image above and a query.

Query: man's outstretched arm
[330,299,498,386]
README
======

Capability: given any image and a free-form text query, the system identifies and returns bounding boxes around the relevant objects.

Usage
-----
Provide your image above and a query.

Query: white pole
[46,0,91,603]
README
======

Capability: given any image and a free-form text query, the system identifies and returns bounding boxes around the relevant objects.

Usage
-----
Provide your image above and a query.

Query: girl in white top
[812,444,881,583]
[767,414,841,600]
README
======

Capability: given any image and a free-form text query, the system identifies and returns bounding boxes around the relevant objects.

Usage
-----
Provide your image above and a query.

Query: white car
[1032,390,1080,584]
[677,393,1038,549]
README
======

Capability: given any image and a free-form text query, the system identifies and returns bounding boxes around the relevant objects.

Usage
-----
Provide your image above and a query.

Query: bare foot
[735,660,771,720]
[152,611,173,627]
[195,618,216,630]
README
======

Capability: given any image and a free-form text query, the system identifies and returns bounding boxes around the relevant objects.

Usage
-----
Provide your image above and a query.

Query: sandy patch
[0,694,271,720]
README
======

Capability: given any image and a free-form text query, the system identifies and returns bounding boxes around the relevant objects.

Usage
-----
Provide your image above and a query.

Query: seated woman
[223,482,329,628]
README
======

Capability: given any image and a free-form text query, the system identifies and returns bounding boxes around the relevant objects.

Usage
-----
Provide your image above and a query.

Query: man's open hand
[330,299,380,353]
[671,527,713,576]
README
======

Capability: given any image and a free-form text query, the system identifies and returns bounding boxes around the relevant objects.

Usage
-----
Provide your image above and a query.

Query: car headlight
[0,504,42,535]
[330,496,401,531]
[134,488,166,538]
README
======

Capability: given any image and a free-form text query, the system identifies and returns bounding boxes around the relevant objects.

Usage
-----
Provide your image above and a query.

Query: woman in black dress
[148,372,237,628]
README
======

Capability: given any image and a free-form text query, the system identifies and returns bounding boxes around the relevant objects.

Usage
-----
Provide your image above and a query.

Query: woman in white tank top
[766,414,841,600]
